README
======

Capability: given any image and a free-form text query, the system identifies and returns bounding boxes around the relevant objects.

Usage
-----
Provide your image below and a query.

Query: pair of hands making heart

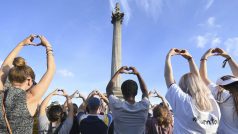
[148,90,163,98]
[51,89,68,97]
[118,66,139,75]
[202,48,230,59]
[70,90,85,99]
[168,48,192,60]
[20,34,50,47]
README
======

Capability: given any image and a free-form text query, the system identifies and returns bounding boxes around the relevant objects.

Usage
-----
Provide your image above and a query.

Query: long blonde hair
[179,73,212,111]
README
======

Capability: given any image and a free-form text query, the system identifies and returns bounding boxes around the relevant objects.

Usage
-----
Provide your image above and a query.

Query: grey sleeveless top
[0,87,33,134]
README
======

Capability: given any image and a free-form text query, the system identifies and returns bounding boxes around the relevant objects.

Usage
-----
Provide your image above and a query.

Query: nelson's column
[111,3,124,98]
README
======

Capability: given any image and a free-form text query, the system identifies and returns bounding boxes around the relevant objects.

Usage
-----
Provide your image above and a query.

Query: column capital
[111,3,124,24]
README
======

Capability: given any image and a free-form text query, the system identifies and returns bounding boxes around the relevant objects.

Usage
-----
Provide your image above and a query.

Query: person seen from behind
[200,48,238,133]
[38,89,74,134]
[106,66,150,134]
[77,90,112,134]
[0,35,56,134]
[164,48,220,133]
[146,90,173,134]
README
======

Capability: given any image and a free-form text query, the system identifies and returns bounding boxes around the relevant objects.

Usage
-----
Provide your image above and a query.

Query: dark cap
[87,97,101,108]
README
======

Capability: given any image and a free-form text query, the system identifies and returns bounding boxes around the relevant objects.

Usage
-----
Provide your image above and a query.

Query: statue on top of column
[111,3,124,24]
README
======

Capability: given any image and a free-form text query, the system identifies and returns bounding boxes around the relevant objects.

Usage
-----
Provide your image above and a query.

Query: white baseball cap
[216,75,238,86]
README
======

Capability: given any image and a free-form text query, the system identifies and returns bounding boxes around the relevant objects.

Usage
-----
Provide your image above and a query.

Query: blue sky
[1,0,238,105]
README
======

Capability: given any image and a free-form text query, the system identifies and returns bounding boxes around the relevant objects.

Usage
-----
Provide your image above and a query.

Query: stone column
[111,3,124,97]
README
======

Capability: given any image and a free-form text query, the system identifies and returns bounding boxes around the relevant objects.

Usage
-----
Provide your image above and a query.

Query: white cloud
[57,69,74,77]
[194,33,221,48]
[196,35,208,48]
[120,0,131,24]
[109,0,164,23]
[207,17,221,28]
[211,37,221,47]
[135,0,164,21]
[205,0,214,9]
[109,0,115,10]
[194,35,238,57]
[199,17,221,28]
[0,60,3,66]
[224,37,238,57]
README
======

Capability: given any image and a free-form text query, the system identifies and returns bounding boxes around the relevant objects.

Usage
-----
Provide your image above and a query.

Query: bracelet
[46,53,54,56]
[226,56,231,61]
[200,58,207,61]
[46,46,52,48]
[46,46,52,50]
[46,49,53,54]
[46,49,53,52]
[46,50,54,56]
[46,46,53,50]
[187,57,192,61]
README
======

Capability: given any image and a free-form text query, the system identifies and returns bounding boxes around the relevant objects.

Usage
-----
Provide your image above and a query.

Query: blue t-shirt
[77,112,113,134]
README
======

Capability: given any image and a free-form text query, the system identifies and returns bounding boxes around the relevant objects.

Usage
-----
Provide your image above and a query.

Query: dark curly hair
[121,80,138,98]
[47,105,63,122]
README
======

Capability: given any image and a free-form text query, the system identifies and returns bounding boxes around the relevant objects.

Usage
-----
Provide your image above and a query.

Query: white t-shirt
[165,84,220,134]
[38,115,73,134]
[208,83,238,134]
[109,95,150,134]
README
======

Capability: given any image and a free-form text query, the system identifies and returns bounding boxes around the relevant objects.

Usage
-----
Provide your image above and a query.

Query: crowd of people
[0,35,238,134]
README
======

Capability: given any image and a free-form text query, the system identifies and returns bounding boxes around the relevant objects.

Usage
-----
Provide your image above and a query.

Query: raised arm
[106,66,127,96]
[39,89,59,116]
[0,35,37,90]
[180,50,199,76]
[227,58,238,77]
[154,90,169,110]
[77,91,89,113]
[129,67,149,98]
[96,90,109,105]
[78,90,97,112]
[215,48,238,77]
[61,90,74,119]
[28,36,56,103]
[148,91,154,98]
[199,49,214,85]
[164,48,179,88]
[78,92,87,103]
[62,90,78,112]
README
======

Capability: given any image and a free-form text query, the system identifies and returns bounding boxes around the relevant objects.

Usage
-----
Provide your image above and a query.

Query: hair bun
[13,57,26,68]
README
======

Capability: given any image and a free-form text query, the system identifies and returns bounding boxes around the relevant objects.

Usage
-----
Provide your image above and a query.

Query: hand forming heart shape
[31,35,42,46]
[174,49,186,54]
[121,66,134,74]
[124,67,134,74]
[211,48,223,55]
[56,89,65,96]
[22,34,42,46]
